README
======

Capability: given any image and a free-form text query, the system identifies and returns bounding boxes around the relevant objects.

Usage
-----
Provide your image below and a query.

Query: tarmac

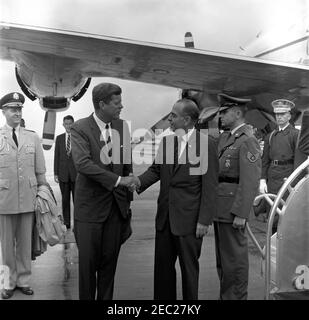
[0,161,268,300]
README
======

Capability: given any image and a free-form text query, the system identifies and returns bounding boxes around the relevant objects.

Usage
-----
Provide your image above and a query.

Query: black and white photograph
[0,0,309,304]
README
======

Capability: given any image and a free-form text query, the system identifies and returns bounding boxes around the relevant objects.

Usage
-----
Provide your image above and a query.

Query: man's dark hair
[63,115,74,122]
[92,83,122,110]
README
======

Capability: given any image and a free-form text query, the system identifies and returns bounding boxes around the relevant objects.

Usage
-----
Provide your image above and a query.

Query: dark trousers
[154,219,202,300]
[74,202,123,300]
[214,221,249,300]
[267,164,294,234]
[59,180,75,228]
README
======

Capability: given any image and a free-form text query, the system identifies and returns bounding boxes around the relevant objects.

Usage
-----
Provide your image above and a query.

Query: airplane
[0,6,308,150]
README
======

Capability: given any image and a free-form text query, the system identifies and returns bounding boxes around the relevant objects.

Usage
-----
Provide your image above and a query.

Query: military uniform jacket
[262,124,299,179]
[0,126,46,214]
[298,110,309,156]
[216,124,261,223]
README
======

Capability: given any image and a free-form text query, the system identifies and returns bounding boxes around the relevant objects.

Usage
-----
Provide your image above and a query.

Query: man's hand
[54,175,59,183]
[196,222,209,238]
[232,216,246,229]
[128,174,141,192]
[119,175,141,191]
[259,179,268,194]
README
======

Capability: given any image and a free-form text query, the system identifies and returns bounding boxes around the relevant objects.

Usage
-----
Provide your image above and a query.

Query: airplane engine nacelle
[13,52,90,103]
[39,96,70,112]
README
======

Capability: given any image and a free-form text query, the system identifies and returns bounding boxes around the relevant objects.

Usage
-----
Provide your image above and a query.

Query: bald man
[133,99,219,300]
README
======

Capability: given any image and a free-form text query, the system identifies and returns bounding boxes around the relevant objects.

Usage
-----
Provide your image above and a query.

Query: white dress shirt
[178,127,195,158]
[278,123,289,131]
[93,113,120,187]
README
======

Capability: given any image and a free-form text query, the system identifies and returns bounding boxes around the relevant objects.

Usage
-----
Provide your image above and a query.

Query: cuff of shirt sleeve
[115,176,121,188]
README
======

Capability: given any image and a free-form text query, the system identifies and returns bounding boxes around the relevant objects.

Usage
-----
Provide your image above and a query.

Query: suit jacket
[138,130,218,236]
[0,126,46,214]
[216,124,261,222]
[54,133,77,182]
[70,114,132,223]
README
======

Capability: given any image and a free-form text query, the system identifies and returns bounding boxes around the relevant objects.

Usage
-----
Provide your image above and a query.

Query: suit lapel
[2,127,17,150]
[61,133,66,152]
[18,127,26,151]
[88,114,106,150]
[172,129,198,176]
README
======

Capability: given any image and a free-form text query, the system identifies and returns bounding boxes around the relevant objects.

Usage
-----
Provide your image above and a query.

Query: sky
[0,0,307,173]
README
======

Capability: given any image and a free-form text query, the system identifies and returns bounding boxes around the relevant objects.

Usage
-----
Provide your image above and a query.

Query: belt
[219,176,239,184]
[271,159,293,166]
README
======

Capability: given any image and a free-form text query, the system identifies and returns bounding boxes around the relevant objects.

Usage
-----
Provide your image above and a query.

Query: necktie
[173,136,180,171]
[12,128,18,147]
[66,133,71,156]
[105,123,112,158]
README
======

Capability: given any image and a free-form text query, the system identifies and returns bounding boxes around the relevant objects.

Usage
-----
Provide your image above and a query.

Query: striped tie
[66,133,71,156]
[105,124,112,158]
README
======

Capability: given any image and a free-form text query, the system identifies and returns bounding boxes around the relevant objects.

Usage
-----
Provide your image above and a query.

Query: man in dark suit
[54,115,77,229]
[215,93,261,300]
[70,83,133,300]
[131,98,218,300]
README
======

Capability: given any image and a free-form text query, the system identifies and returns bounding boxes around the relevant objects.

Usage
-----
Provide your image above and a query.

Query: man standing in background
[54,115,77,230]
[259,99,299,233]
[0,92,47,299]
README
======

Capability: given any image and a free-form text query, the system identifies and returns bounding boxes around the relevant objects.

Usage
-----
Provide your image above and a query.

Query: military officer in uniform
[214,93,261,300]
[0,92,47,299]
[259,99,299,233]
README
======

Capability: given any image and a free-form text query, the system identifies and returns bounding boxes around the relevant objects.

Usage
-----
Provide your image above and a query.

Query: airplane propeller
[42,110,56,150]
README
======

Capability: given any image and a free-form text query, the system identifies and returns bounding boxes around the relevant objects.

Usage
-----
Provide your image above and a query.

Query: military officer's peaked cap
[0,92,25,109]
[92,83,122,103]
[218,93,251,111]
[271,99,295,113]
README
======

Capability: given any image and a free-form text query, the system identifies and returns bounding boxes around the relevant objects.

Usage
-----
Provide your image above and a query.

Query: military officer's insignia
[25,143,35,153]
[0,133,9,152]
[247,151,259,162]
[13,93,19,100]
[0,136,4,151]
[225,159,231,168]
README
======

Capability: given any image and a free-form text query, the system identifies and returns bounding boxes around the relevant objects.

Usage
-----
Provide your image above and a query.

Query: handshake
[119,174,141,192]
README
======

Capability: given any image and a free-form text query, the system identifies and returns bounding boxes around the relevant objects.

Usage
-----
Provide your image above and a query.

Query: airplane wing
[1,22,309,146]
[1,22,308,98]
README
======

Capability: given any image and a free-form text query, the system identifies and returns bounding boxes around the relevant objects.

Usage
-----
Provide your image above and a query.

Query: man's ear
[99,101,105,109]
[184,115,191,126]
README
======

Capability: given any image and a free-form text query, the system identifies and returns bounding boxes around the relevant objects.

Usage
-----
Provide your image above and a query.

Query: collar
[5,124,20,132]
[278,123,290,132]
[93,113,111,130]
[178,127,195,143]
[231,123,246,135]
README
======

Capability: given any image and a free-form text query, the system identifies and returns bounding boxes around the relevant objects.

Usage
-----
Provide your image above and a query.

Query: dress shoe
[1,289,15,299]
[16,286,34,295]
